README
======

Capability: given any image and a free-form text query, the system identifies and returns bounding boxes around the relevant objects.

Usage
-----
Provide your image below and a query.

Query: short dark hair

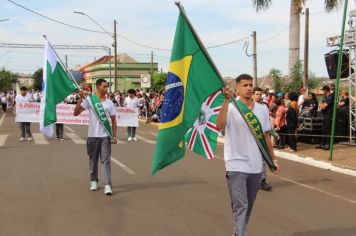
[235,74,253,84]
[20,86,28,91]
[127,88,136,95]
[96,78,107,87]
[288,92,298,102]
[253,87,263,94]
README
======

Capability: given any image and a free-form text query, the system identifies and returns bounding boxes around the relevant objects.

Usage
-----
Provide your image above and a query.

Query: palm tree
[252,0,343,76]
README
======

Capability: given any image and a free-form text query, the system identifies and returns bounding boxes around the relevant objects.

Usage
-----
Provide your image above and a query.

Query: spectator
[286,92,299,152]
[316,85,334,150]
[337,90,349,110]
[275,98,287,149]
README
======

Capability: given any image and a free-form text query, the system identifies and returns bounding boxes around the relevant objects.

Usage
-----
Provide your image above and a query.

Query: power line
[258,25,289,44]
[6,0,106,34]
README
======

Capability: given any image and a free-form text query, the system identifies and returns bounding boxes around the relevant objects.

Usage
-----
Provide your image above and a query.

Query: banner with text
[15,102,139,127]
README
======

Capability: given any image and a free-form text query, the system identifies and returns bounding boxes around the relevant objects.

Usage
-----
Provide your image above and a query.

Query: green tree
[0,69,18,92]
[269,68,285,92]
[253,0,342,76]
[151,72,167,92]
[32,68,43,91]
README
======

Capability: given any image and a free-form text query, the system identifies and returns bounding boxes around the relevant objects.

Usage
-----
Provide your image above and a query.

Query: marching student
[124,88,139,141]
[14,87,33,141]
[216,74,280,236]
[74,79,117,196]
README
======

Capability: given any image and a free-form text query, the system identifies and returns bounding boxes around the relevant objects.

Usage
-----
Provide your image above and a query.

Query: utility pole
[114,20,118,91]
[303,8,309,93]
[150,51,154,77]
[252,31,257,87]
[65,54,68,67]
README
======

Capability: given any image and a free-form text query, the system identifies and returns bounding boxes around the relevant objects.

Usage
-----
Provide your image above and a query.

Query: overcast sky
[0,0,353,77]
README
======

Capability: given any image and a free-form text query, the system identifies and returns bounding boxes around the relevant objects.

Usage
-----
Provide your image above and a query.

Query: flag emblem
[185,90,224,160]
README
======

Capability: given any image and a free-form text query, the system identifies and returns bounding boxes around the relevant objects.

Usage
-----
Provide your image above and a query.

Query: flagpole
[42,35,81,89]
[43,35,113,139]
[175,2,276,170]
[329,0,349,161]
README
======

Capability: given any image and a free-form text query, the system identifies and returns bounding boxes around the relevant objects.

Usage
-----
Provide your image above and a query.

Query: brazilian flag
[151,5,224,175]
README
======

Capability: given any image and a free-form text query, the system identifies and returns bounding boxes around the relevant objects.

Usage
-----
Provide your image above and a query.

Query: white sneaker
[27,137,32,141]
[90,181,98,191]
[133,137,138,141]
[19,137,25,142]
[128,137,132,141]
[104,185,112,195]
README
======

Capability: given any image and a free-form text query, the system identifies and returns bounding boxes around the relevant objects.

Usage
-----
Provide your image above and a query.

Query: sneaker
[27,137,32,142]
[128,137,132,141]
[133,137,138,141]
[60,138,64,141]
[19,137,25,142]
[90,181,98,191]
[260,180,272,191]
[104,185,112,195]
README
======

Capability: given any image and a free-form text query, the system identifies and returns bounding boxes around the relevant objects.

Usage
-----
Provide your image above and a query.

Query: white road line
[32,133,49,145]
[0,135,8,146]
[135,134,156,144]
[111,156,136,175]
[64,125,75,132]
[0,113,6,127]
[66,133,86,144]
[279,176,356,205]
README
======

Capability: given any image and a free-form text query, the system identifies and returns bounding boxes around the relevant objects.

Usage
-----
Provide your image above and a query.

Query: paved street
[1,112,356,236]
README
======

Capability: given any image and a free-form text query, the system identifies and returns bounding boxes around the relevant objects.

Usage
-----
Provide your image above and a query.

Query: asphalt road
[0,111,356,236]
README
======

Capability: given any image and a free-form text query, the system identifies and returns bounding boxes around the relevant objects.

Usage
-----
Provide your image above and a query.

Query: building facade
[79,54,158,92]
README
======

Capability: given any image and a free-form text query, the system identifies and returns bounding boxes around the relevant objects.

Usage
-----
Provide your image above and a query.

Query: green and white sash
[88,95,113,138]
[235,100,276,171]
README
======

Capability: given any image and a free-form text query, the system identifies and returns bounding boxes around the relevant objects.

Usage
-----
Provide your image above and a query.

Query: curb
[217,137,356,177]
[274,150,356,177]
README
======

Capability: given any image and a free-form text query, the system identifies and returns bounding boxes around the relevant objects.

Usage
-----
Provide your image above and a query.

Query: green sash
[89,95,113,138]
[234,100,276,171]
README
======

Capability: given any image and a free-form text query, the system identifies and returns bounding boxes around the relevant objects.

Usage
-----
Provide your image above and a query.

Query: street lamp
[74,11,118,92]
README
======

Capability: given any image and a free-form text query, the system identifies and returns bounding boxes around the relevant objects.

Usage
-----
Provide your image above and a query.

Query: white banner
[15,102,139,127]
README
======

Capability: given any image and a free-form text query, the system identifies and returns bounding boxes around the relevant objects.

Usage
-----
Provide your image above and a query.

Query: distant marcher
[124,89,140,141]
[1,93,7,112]
[14,87,33,141]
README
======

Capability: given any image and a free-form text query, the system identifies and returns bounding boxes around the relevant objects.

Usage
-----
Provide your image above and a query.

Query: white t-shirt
[124,96,139,109]
[81,98,116,137]
[298,95,304,108]
[15,94,32,103]
[1,96,6,104]
[224,101,271,174]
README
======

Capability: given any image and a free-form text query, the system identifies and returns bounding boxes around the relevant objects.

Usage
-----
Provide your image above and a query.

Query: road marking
[64,125,75,132]
[32,133,49,145]
[135,134,156,144]
[66,133,86,144]
[111,156,136,175]
[0,135,8,146]
[279,176,356,205]
[0,113,6,127]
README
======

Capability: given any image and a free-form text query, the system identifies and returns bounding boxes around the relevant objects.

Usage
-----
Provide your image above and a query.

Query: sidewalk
[140,119,356,174]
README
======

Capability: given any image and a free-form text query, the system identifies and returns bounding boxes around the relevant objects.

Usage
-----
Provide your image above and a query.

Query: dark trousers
[1,104,6,112]
[276,125,287,148]
[56,124,64,139]
[20,122,32,138]
[127,127,136,138]
[287,126,297,151]
[321,115,332,146]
